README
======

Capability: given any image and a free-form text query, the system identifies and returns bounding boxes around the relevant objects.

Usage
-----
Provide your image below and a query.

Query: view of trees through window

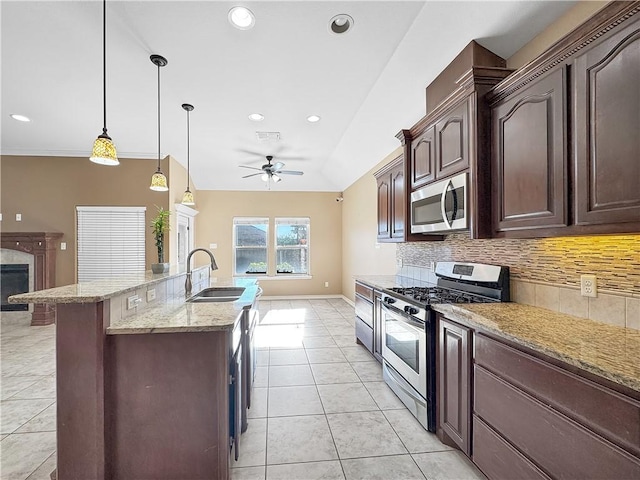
[276,219,309,274]
[234,219,268,274]
[233,217,309,275]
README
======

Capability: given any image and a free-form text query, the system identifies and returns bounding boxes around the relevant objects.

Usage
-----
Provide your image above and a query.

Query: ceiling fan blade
[277,170,304,176]
[242,172,263,178]
[272,161,285,171]
[239,165,263,171]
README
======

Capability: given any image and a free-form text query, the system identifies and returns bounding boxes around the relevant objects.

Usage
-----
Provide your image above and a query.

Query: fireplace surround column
[1,232,62,325]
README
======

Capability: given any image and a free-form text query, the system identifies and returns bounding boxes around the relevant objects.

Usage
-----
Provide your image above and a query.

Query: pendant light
[90,0,119,166]
[149,54,169,191]
[181,103,195,205]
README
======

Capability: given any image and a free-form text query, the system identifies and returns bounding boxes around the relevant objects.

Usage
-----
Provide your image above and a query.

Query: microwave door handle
[440,180,453,229]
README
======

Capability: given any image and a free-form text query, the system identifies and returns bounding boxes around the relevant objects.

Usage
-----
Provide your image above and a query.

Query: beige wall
[193,190,342,297]
[341,148,401,302]
[507,1,608,69]
[0,155,170,286]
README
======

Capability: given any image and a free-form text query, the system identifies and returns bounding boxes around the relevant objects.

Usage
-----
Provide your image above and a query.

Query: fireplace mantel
[1,232,62,325]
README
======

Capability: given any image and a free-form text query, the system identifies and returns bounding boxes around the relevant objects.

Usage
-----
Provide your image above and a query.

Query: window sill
[235,275,312,281]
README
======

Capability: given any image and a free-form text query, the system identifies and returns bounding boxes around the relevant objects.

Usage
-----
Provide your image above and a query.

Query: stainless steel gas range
[381,261,510,432]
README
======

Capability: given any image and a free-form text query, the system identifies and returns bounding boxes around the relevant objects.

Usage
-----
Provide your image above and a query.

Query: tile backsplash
[397,233,640,329]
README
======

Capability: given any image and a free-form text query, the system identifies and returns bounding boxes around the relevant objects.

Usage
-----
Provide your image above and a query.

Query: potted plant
[150,206,170,274]
[246,262,267,274]
[276,262,294,274]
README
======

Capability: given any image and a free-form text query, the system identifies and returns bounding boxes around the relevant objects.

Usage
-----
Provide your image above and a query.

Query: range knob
[384,297,396,304]
[404,305,418,315]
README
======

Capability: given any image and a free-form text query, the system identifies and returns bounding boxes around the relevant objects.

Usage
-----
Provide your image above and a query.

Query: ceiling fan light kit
[90,0,119,166]
[149,54,169,192]
[181,103,195,205]
[239,155,304,187]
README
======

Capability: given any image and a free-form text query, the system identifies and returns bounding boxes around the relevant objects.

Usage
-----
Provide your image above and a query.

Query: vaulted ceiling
[1,1,576,192]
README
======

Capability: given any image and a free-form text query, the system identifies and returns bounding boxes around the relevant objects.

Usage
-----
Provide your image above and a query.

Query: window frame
[274,217,310,276]
[232,217,269,276]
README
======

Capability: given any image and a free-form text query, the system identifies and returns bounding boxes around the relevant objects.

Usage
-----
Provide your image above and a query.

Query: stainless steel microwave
[410,172,467,234]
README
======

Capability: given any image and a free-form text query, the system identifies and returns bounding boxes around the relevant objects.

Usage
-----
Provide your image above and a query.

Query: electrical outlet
[60,242,67,250]
[396,257,403,268]
[324,282,329,288]
[580,275,597,297]
[127,295,141,310]
[428,261,435,271]
[15,213,22,221]
[146,289,156,302]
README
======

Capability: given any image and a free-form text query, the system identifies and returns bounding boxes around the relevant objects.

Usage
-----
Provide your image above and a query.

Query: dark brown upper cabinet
[435,97,470,180]
[573,15,640,228]
[375,155,405,242]
[491,68,568,233]
[488,1,640,238]
[410,126,435,190]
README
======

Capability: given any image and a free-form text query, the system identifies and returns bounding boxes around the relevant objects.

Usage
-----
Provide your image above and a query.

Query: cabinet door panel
[411,127,435,189]
[436,100,470,179]
[376,176,391,239]
[574,19,640,225]
[438,318,471,455]
[391,166,405,239]
[492,68,567,232]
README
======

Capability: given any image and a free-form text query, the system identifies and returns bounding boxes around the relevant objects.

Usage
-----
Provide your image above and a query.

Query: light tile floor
[0,299,485,480]
[231,298,485,480]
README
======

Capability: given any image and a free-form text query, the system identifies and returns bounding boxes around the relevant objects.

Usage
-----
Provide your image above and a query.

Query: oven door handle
[381,303,425,332]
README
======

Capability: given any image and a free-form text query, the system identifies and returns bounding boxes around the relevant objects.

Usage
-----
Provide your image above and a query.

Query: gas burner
[388,286,497,306]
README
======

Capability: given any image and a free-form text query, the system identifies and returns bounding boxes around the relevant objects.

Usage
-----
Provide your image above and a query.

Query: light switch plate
[15,213,22,221]
[209,243,218,249]
[60,242,67,250]
[0,213,3,221]
[127,295,141,310]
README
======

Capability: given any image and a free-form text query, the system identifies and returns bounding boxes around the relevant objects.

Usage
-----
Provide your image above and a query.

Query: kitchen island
[9,268,259,480]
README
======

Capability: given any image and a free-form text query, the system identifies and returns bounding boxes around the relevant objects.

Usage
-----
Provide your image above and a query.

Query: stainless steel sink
[186,287,246,303]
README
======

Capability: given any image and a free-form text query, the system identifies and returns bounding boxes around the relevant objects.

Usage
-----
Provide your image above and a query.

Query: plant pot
[151,263,170,274]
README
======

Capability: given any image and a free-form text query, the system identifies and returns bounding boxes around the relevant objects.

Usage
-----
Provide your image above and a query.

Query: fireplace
[0,232,62,325]
[1,264,29,311]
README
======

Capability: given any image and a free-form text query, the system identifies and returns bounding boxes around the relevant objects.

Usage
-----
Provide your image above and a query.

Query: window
[275,217,309,275]
[233,218,268,275]
[76,206,146,283]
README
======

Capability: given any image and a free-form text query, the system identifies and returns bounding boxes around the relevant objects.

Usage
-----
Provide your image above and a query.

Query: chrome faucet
[185,248,218,297]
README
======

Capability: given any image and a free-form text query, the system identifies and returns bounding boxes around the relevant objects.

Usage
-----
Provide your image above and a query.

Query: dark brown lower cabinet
[438,317,471,455]
[473,333,640,480]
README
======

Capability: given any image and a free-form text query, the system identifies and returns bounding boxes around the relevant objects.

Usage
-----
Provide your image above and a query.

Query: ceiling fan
[239,155,304,184]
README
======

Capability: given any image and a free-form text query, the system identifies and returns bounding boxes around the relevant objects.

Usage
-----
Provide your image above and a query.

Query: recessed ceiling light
[10,114,30,122]
[229,6,255,30]
[248,113,264,121]
[307,115,321,123]
[329,14,354,35]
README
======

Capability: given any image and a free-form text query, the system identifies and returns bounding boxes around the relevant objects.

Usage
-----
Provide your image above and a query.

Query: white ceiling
[1,0,576,192]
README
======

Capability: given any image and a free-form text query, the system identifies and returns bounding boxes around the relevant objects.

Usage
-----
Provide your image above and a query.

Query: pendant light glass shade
[150,169,168,191]
[150,54,168,191]
[181,190,195,205]
[90,133,118,165]
[90,0,119,166]
[181,103,195,205]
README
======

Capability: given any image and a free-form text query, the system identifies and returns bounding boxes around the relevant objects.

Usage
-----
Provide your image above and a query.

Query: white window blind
[77,206,146,283]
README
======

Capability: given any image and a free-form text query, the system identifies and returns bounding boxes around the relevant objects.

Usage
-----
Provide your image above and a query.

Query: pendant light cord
[186,109,190,189]
[157,62,161,169]
[102,0,107,135]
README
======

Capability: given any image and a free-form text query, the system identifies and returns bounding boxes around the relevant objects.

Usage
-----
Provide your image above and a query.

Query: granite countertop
[8,265,213,304]
[433,303,640,393]
[354,275,433,291]
[107,283,260,335]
